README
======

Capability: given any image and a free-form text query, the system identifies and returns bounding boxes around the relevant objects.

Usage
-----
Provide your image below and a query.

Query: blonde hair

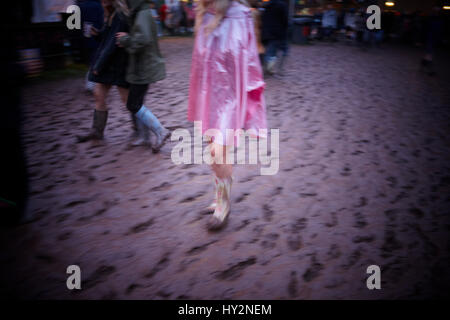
[114,0,130,17]
[195,0,249,35]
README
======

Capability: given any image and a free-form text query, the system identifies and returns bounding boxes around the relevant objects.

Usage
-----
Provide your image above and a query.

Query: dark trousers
[264,39,288,62]
[127,83,149,114]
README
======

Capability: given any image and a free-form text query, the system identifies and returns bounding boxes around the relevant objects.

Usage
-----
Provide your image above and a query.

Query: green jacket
[119,0,166,85]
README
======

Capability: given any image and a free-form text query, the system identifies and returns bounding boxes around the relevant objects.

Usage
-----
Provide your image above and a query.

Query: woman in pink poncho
[188,0,267,230]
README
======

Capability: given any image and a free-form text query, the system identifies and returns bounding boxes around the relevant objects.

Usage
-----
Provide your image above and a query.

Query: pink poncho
[187,1,267,146]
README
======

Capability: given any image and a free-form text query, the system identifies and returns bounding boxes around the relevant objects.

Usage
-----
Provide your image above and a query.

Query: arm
[93,16,124,73]
[118,11,153,54]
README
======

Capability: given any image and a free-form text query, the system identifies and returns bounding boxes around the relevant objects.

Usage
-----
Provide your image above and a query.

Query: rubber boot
[131,118,151,147]
[135,105,170,153]
[207,176,233,231]
[76,109,108,143]
[205,175,219,213]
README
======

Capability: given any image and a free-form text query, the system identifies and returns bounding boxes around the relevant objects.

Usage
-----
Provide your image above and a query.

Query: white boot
[207,176,232,230]
[131,118,151,147]
[205,175,219,213]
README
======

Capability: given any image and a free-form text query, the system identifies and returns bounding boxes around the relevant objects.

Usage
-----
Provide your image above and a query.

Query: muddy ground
[1,37,450,299]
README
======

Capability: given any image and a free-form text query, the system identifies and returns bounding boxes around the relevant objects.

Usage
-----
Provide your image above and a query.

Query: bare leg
[210,142,233,179]
[207,142,233,230]
[94,83,112,111]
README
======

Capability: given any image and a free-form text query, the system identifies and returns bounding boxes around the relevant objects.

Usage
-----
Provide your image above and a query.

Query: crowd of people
[75,0,268,230]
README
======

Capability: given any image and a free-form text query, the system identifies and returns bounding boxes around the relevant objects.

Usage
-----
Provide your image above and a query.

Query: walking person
[159,1,169,35]
[78,0,104,93]
[321,3,337,42]
[261,0,288,75]
[77,0,149,145]
[420,6,444,76]
[188,0,267,230]
[249,0,265,66]
[116,0,170,153]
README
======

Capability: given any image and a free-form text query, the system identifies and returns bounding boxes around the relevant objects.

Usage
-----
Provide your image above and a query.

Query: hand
[93,70,98,75]
[116,32,128,47]
[91,27,99,36]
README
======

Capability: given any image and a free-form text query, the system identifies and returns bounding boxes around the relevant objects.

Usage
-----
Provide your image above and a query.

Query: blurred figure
[78,0,104,92]
[179,0,188,34]
[344,8,356,42]
[0,32,28,225]
[116,0,170,153]
[355,7,369,47]
[166,0,182,35]
[150,1,162,36]
[261,0,288,75]
[249,0,265,65]
[188,0,267,230]
[321,3,337,41]
[185,0,196,33]
[159,1,169,35]
[420,6,444,76]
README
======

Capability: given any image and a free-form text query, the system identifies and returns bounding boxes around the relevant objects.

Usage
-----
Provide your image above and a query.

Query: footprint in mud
[288,271,298,298]
[126,283,143,295]
[57,231,72,241]
[352,235,375,243]
[262,204,274,222]
[214,256,257,281]
[64,198,91,208]
[180,192,204,204]
[77,205,109,222]
[260,233,279,249]
[178,257,200,273]
[145,253,170,278]
[386,176,397,188]
[272,187,283,197]
[150,181,172,192]
[384,209,398,226]
[302,255,323,282]
[325,212,338,228]
[410,224,438,259]
[84,265,116,290]
[340,166,352,176]
[56,213,70,223]
[234,219,252,232]
[353,212,367,228]
[239,175,256,183]
[126,218,155,235]
[327,243,341,260]
[186,240,217,255]
[291,217,307,233]
[157,288,173,299]
[235,192,250,203]
[341,248,362,270]
[287,235,302,251]
[354,197,368,208]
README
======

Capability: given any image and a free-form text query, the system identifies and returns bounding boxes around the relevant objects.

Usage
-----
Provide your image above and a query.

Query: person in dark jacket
[78,0,148,144]
[420,6,444,76]
[116,0,170,153]
[78,0,104,92]
[261,0,288,75]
